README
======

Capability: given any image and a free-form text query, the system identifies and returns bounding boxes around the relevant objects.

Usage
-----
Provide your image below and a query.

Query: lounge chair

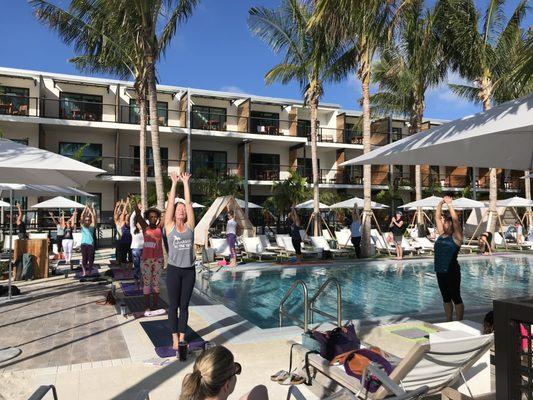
[289,332,493,399]
[242,237,277,260]
[276,234,291,248]
[335,229,352,249]
[310,236,351,258]
[287,384,428,400]
[1,235,18,253]
[411,237,434,253]
[494,231,527,250]
[281,236,320,258]
[259,234,282,252]
[209,238,231,259]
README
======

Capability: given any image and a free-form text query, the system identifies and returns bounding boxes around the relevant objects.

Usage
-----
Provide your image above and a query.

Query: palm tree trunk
[411,109,423,226]
[138,89,148,210]
[482,91,497,234]
[146,60,165,210]
[310,87,320,236]
[361,70,372,257]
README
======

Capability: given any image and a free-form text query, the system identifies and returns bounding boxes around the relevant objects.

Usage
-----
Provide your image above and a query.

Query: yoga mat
[120,282,143,297]
[132,309,167,319]
[75,270,101,279]
[154,340,206,358]
[384,324,439,342]
[140,319,202,358]
[122,296,168,313]
[113,269,135,280]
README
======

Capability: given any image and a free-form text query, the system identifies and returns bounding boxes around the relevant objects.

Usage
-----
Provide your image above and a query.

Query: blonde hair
[179,346,235,400]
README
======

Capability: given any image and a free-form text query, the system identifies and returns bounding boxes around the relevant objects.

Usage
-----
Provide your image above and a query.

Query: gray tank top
[168,225,195,268]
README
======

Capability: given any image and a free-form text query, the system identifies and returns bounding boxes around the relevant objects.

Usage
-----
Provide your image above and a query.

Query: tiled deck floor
[0,277,129,371]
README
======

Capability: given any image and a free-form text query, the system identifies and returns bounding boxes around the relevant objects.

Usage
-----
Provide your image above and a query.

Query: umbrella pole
[7,190,13,300]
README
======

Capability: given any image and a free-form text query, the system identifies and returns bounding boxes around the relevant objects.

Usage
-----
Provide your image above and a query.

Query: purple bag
[344,349,394,393]
[312,323,360,361]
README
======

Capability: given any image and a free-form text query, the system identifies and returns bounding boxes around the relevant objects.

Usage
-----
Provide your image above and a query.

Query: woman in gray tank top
[165,171,196,350]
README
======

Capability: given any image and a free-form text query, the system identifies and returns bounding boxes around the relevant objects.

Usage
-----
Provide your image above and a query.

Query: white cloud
[427,70,474,109]
[220,85,246,94]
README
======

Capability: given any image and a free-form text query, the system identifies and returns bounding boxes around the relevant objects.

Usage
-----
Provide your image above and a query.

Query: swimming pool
[197,255,533,329]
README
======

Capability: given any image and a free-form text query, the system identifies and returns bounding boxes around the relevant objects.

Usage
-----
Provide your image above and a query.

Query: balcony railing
[100,156,181,177]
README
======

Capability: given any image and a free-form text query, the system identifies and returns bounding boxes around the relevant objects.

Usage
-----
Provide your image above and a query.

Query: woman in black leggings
[165,171,196,350]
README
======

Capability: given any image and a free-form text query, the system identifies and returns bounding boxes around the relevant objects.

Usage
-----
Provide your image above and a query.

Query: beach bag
[312,324,360,361]
[337,348,394,393]
[21,253,35,280]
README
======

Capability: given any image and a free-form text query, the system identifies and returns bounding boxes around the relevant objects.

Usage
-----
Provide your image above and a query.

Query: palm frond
[158,0,199,57]
[448,83,481,104]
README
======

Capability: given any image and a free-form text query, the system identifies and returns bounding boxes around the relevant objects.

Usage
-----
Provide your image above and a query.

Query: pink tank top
[141,226,164,259]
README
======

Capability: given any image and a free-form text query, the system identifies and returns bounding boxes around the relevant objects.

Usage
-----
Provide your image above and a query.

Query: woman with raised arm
[15,203,28,240]
[49,211,65,254]
[115,199,132,267]
[80,204,97,276]
[350,206,362,258]
[435,195,464,321]
[62,211,77,266]
[226,209,238,267]
[165,171,196,351]
[134,200,164,311]
[130,202,144,290]
[289,206,302,264]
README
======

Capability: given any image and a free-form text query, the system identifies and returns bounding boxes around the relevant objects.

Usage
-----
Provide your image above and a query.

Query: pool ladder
[278,278,342,331]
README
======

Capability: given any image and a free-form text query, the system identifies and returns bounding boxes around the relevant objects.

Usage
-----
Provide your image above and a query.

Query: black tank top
[63,228,73,240]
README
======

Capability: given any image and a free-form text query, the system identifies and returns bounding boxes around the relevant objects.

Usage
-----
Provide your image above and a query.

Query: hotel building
[0,67,525,221]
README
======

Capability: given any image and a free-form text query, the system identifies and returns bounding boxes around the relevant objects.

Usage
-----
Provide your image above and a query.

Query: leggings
[132,248,143,281]
[227,233,237,259]
[436,263,463,305]
[81,244,94,271]
[166,266,195,335]
[57,235,64,253]
[62,239,74,262]
[351,236,361,258]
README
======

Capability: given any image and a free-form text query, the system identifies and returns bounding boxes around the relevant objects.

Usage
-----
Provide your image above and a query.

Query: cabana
[194,196,255,247]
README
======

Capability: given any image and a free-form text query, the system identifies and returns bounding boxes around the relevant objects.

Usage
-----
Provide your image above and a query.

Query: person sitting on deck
[180,345,268,400]
[478,231,493,256]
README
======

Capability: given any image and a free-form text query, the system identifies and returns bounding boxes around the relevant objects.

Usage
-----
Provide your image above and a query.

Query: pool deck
[0,250,518,399]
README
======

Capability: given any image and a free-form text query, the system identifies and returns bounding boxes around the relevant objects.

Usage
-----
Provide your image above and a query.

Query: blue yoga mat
[140,320,203,358]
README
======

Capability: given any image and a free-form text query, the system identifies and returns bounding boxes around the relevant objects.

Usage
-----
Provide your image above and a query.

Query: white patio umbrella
[0,138,106,186]
[295,200,330,209]
[235,198,262,209]
[173,197,205,208]
[31,196,87,209]
[342,94,533,170]
[0,184,93,198]
[0,200,10,207]
[452,197,486,209]
[329,197,389,210]
[496,196,533,207]
[400,196,443,210]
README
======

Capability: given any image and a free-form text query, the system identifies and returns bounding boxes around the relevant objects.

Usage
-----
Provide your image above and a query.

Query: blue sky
[0,0,530,121]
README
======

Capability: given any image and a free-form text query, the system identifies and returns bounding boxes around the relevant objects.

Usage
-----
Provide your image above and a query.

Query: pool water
[197,255,533,329]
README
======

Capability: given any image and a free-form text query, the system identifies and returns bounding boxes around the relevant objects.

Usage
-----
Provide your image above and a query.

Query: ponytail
[179,346,235,400]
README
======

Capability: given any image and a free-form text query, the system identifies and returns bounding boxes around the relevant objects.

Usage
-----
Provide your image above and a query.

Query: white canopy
[235,198,262,209]
[0,200,10,207]
[329,197,389,209]
[295,200,330,209]
[174,197,205,208]
[400,196,443,210]
[0,138,106,186]
[0,184,93,197]
[496,196,533,207]
[450,197,486,209]
[342,94,533,170]
[32,196,86,209]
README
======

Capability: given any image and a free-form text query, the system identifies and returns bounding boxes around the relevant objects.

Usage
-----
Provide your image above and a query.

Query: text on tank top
[167,225,195,268]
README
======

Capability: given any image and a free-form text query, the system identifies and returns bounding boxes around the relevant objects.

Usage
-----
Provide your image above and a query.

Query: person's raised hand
[180,172,191,183]
[48,211,53,216]
[170,171,179,184]
[443,195,453,204]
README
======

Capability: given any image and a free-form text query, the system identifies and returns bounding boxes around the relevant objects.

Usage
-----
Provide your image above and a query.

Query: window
[296,157,320,181]
[191,106,227,130]
[344,123,362,143]
[0,86,29,116]
[297,119,311,138]
[60,92,103,121]
[191,150,227,177]
[129,100,169,126]
[392,127,403,141]
[250,111,279,134]
[59,142,102,168]
[133,146,169,177]
[251,153,280,180]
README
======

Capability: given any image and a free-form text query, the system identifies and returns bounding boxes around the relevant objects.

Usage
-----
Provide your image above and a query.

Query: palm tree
[31,0,153,209]
[311,0,400,256]
[436,0,529,233]
[108,0,199,210]
[372,0,447,227]
[248,0,352,236]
